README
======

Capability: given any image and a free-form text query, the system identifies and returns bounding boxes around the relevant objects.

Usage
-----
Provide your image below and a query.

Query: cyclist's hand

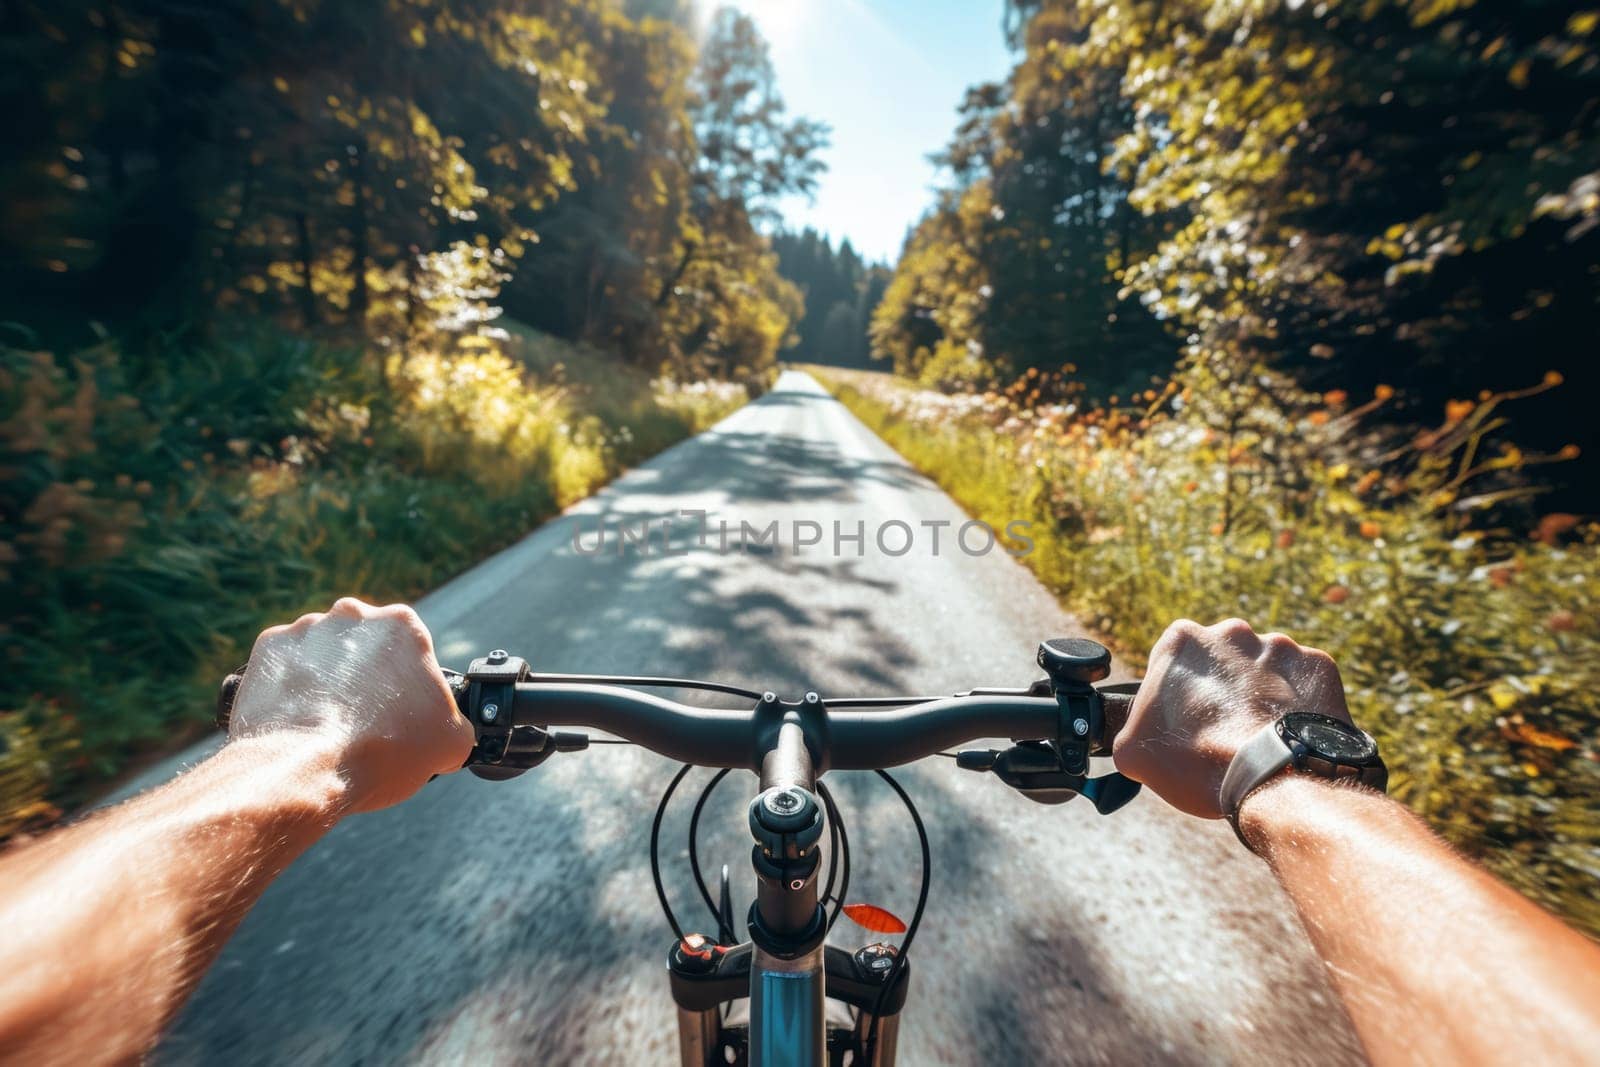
[1111,618,1351,819]
[227,598,475,813]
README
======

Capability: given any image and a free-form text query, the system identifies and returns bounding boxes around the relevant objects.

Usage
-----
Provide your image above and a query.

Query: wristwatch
[1219,712,1387,849]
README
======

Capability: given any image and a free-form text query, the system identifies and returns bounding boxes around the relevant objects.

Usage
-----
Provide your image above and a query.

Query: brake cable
[815,780,850,933]
[523,672,767,702]
[688,768,733,921]
[865,768,930,1064]
[650,763,695,943]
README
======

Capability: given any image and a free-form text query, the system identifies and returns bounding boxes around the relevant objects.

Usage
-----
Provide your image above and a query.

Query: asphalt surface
[143,370,1363,1065]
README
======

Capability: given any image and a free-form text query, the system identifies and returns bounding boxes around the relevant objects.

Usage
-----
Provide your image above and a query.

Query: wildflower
[1547,610,1577,633]
[1544,370,1564,387]
[1354,470,1381,494]
[1183,480,1199,494]
[1374,384,1395,401]
[1444,399,1474,423]
[1276,529,1296,549]
[1308,411,1330,426]
[1323,389,1348,406]
[1558,444,1581,460]
[1324,584,1351,604]
[1359,520,1382,539]
[1489,565,1513,588]
[1534,513,1579,545]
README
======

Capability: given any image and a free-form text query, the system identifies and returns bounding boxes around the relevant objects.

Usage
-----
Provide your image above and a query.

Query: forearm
[0,734,348,1066]
[1241,776,1600,1064]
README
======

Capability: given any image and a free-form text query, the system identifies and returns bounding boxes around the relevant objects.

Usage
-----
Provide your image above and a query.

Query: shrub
[1,325,748,832]
[814,365,1600,938]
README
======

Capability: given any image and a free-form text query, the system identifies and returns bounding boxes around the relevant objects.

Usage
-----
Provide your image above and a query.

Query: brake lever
[956,739,1141,814]
[953,639,1143,815]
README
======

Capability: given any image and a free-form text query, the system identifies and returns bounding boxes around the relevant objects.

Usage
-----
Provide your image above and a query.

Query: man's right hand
[1111,618,1354,819]
[228,597,476,814]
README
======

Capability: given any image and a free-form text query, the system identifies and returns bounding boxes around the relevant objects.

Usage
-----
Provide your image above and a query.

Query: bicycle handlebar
[216,636,1144,811]
[504,682,1128,770]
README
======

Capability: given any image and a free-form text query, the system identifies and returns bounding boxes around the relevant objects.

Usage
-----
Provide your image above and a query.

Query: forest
[3,0,824,376]
[771,228,888,368]
[873,0,1600,507]
[0,0,821,830]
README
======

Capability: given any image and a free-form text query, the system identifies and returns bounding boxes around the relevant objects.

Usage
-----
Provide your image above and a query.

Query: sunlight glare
[696,0,809,48]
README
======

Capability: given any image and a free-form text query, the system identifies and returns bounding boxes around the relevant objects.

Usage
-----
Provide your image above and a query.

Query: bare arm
[1242,774,1600,1063]
[1115,618,1600,1065]
[0,599,473,1067]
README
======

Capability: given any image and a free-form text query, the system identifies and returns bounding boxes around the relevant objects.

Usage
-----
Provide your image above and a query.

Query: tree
[0,0,826,383]
[691,7,828,217]
[886,0,1600,499]
[645,6,827,378]
[771,227,883,367]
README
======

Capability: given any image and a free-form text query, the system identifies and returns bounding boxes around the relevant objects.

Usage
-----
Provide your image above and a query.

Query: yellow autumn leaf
[1489,683,1520,711]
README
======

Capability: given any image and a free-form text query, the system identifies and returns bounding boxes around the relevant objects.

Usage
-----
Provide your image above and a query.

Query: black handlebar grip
[1095,682,1140,755]
[216,667,246,732]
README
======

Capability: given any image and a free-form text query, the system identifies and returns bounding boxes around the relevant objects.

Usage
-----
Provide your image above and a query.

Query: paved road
[147,370,1362,1065]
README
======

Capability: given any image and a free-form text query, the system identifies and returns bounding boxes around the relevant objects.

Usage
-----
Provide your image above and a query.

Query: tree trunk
[295,209,318,327]
[655,241,697,307]
[350,145,370,324]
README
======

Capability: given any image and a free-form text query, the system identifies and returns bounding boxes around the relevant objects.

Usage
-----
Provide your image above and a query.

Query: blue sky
[705,0,1015,264]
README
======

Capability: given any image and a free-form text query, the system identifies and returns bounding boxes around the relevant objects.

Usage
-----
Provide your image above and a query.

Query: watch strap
[1219,721,1295,843]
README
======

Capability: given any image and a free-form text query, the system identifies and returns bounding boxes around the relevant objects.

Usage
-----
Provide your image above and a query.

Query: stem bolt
[1072,718,1089,736]
[764,788,804,816]
[482,703,500,723]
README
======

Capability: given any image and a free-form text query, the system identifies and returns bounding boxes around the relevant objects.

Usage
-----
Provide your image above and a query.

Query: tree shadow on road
[157,379,1346,1066]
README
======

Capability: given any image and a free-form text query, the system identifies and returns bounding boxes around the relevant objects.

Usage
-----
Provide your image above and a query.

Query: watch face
[1281,712,1376,763]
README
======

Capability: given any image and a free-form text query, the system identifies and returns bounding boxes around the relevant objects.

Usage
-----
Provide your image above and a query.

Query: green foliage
[0,0,821,382]
[816,364,1600,938]
[0,325,748,836]
[870,192,994,388]
[885,0,1600,499]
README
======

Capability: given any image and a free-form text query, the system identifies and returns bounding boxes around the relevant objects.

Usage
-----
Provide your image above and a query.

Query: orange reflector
[841,903,907,934]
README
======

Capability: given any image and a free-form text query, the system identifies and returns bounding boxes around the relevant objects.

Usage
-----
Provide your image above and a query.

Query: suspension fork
[746,720,828,1067]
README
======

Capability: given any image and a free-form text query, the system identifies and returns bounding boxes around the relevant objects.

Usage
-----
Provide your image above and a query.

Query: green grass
[0,325,750,834]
